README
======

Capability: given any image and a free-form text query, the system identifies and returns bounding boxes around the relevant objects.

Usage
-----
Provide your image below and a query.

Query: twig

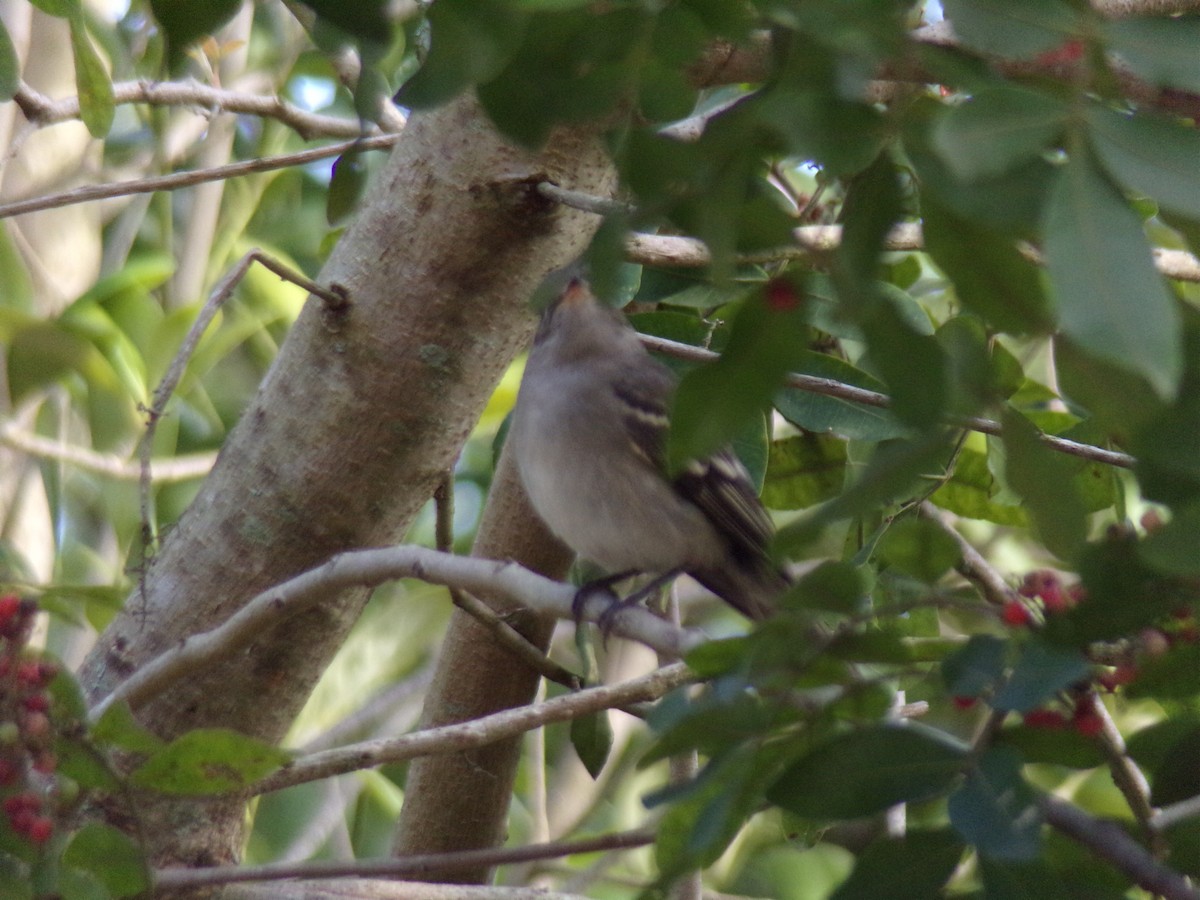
[1081,691,1156,833]
[0,421,214,482]
[536,182,629,216]
[620,226,1200,284]
[250,664,692,796]
[918,502,1016,609]
[88,546,703,723]
[0,133,401,220]
[434,475,582,690]
[134,251,346,605]
[13,79,389,140]
[639,333,1135,470]
[1152,794,1200,833]
[153,828,656,893]
[1039,794,1199,900]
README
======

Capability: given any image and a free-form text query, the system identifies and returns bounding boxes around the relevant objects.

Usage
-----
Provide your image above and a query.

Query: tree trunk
[78,95,616,868]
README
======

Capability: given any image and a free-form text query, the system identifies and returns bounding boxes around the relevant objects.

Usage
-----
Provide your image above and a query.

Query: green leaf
[27,0,78,17]
[876,516,962,583]
[780,560,869,616]
[943,634,1007,698]
[999,723,1106,769]
[949,746,1042,860]
[1104,16,1200,95]
[1043,149,1181,398]
[922,196,1052,335]
[930,447,1028,527]
[773,351,908,442]
[768,724,967,819]
[1088,105,1200,225]
[130,728,290,795]
[92,701,165,755]
[991,640,1089,713]
[62,823,149,898]
[326,149,367,226]
[1044,537,1177,645]
[0,19,18,100]
[1127,643,1200,701]
[932,87,1069,181]
[669,287,808,472]
[942,0,1083,60]
[655,745,777,878]
[1146,725,1200,807]
[69,18,113,137]
[301,0,392,46]
[1140,502,1200,575]
[570,710,613,779]
[998,407,1088,561]
[831,829,964,900]
[398,0,525,109]
[148,0,242,69]
[761,433,846,511]
[757,88,886,177]
[776,432,958,554]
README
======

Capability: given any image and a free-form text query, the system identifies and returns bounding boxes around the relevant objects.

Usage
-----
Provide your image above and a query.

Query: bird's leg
[571,570,639,624]
[595,568,683,637]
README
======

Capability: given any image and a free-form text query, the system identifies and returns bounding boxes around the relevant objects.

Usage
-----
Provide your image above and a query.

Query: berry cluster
[1001,569,1087,628]
[0,594,61,847]
[1023,693,1105,738]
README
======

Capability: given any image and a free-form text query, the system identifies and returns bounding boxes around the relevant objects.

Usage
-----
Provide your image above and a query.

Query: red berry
[8,807,35,833]
[1140,509,1165,533]
[1178,626,1200,644]
[764,278,801,312]
[952,696,978,710]
[1041,581,1069,614]
[22,694,49,714]
[1073,704,1104,737]
[0,595,20,625]
[1065,583,1087,607]
[1024,709,1067,730]
[0,757,17,785]
[26,817,52,844]
[1002,600,1032,627]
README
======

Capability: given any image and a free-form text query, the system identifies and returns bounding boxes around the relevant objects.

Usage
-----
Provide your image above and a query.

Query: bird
[508,271,788,622]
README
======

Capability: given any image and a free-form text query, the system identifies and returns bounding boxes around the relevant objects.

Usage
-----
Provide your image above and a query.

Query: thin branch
[153,828,656,893]
[13,79,389,141]
[1152,794,1200,833]
[1082,691,1157,833]
[0,133,402,221]
[88,546,703,724]
[0,420,214,483]
[250,663,692,796]
[621,225,1200,284]
[639,333,1136,469]
[918,502,1016,609]
[223,884,594,900]
[134,250,346,596]
[434,475,583,690]
[1039,794,1200,900]
[536,182,629,216]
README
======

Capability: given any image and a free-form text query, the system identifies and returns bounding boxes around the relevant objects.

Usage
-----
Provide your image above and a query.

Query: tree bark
[392,448,574,882]
[77,95,615,867]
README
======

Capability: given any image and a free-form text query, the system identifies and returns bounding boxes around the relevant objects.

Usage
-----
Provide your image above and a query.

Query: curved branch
[1040,795,1199,900]
[88,546,704,724]
[13,79,389,141]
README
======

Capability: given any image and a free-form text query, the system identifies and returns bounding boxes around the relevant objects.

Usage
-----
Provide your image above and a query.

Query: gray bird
[509,273,788,621]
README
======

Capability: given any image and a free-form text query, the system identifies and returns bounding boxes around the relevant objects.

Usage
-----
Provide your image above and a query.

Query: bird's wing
[673,450,775,562]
